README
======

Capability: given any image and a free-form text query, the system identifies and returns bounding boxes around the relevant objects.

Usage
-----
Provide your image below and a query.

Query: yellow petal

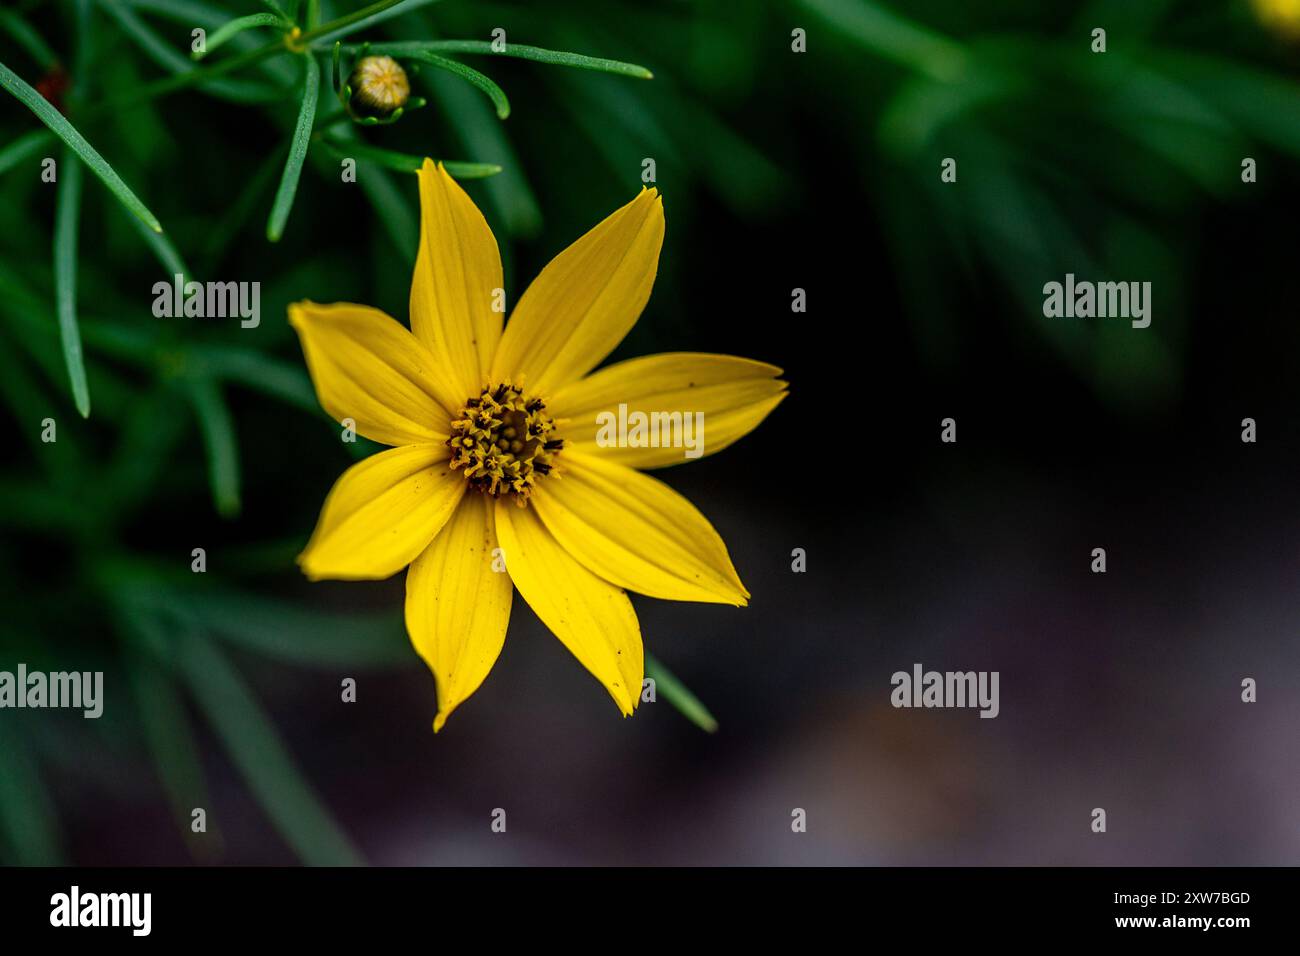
[489,187,664,394]
[548,352,787,469]
[289,300,453,446]
[299,444,465,581]
[405,493,511,732]
[533,451,749,606]
[493,500,642,716]
[411,160,504,409]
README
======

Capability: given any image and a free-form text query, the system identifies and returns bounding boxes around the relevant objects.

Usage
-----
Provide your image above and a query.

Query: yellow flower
[1254,0,1300,37]
[289,161,787,730]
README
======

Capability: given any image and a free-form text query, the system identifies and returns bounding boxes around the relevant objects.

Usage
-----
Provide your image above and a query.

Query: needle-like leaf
[318,134,501,177]
[173,629,364,866]
[53,146,90,418]
[0,721,63,865]
[266,53,320,241]
[126,210,192,287]
[0,59,163,232]
[0,128,54,176]
[348,40,653,79]
[0,10,59,69]
[410,51,510,119]
[305,0,442,47]
[645,653,718,733]
[185,377,241,518]
[125,644,216,849]
[193,13,285,60]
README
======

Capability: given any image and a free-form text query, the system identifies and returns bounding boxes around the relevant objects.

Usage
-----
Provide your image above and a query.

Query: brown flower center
[447,384,561,503]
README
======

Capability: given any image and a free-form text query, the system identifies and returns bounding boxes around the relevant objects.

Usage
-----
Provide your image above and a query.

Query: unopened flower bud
[346,55,411,119]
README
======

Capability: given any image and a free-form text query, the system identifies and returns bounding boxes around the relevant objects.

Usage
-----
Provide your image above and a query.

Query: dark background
[1,0,1298,864]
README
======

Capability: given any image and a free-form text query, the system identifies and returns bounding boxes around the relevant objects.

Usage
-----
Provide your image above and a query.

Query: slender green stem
[296,0,418,46]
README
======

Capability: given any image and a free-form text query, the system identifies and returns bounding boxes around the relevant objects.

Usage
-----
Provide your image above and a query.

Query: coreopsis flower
[290,161,786,730]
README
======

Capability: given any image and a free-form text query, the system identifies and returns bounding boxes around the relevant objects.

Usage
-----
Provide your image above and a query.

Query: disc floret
[448,384,562,502]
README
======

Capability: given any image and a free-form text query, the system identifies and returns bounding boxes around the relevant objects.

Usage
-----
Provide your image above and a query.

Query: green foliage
[0,0,733,865]
[9,0,1290,866]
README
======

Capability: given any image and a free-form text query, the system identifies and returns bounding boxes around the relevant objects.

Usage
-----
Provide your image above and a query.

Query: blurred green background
[3,0,1300,865]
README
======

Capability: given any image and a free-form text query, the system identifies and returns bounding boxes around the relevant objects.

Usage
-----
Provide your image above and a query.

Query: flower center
[448,384,562,503]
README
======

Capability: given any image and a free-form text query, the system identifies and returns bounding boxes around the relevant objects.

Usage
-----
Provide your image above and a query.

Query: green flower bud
[346,55,411,119]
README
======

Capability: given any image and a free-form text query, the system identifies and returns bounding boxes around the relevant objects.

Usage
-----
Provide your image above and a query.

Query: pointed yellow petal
[533,451,749,606]
[493,500,642,716]
[548,352,787,469]
[299,444,465,581]
[289,301,453,446]
[411,160,504,409]
[489,188,664,394]
[405,493,511,732]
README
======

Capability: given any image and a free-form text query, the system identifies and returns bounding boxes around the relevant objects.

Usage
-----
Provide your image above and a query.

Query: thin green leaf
[126,209,192,286]
[418,62,540,236]
[267,53,321,241]
[305,0,442,47]
[645,653,718,733]
[0,721,63,865]
[318,134,500,176]
[174,589,410,668]
[185,377,241,518]
[99,0,191,72]
[0,59,162,232]
[124,0,242,22]
[173,630,364,866]
[119,0,299,86]
[98,0,279,103]
[199,149,281,275]
[101,385,190,515]
[354,156,418,255]
[53,146,90,418]
[0,10,59,69]
[796,0,967,81]
[411,51,510,119]
[184,343,318,413]
[0,127,54,176]
[0,326,68,474]
[73,0,92,79]
[126,645,215,846]
[349,40,653,79]
[194,13,285,60]
[304,123,417,254]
